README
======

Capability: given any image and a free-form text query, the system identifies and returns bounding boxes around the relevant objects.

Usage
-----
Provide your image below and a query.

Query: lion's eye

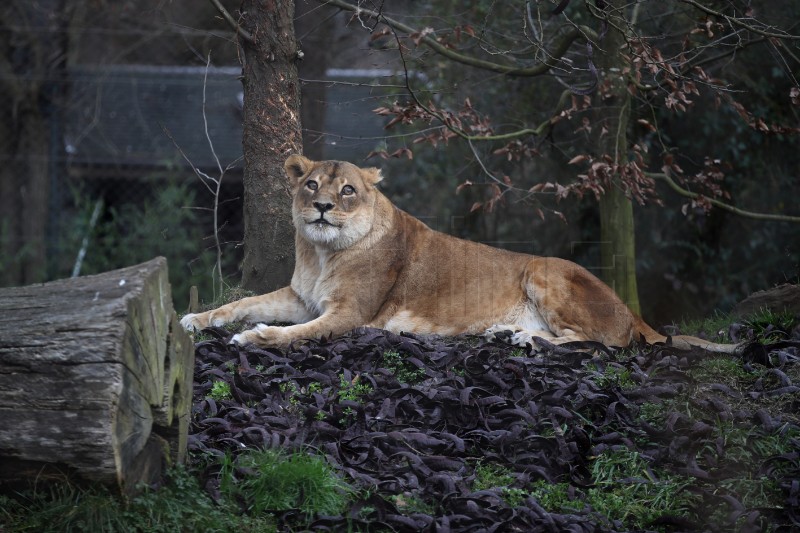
[341,185,355,196]
[305,180,318,191]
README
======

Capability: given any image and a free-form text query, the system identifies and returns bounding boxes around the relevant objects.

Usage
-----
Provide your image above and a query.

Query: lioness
[181,155,738,354]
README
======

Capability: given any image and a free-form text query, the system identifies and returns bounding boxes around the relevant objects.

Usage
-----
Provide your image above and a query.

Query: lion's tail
[634,317,743,355]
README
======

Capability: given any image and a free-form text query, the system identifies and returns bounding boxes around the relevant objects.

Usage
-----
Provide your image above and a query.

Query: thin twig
[161,125,218,194]
[161,54,238,300]
[203,55,224,176]
[208,0,254,43]
[678,0,800,41]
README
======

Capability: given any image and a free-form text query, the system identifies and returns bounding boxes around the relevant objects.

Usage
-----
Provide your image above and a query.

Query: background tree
[0,0,68,286]
[314,0,800,319]
[233,0,303,294]
[0,0,245,297]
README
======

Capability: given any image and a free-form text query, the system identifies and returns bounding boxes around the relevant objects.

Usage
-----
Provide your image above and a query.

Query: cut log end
[0,257,194,495]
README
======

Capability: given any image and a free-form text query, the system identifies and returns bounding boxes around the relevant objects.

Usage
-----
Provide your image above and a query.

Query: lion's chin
[302,222,342,245]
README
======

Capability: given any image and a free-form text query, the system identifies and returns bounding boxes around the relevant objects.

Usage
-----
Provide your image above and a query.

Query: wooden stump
[0,257,194,494]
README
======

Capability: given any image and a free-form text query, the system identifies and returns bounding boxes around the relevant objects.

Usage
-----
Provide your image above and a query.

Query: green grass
[686,355,760,388]
[713,424,800,466]
[472,461,529,506]
[743,308,795,343]
[530,449,699,531]
[529,480,581,513]
[587,362,637,389]
[473,461,515,490]
[389,492,434,514]
[1,449,357,531]
[637,401,667,424]
[0,466,273,533]
[677,309,733,342]
[219,448,354,516]
[678,307,797,344]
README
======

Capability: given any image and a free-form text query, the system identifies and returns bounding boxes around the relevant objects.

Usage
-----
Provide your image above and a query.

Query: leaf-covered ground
[189,325,800,532]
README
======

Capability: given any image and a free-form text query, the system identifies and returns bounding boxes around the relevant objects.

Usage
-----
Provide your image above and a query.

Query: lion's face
[285,155,383,249]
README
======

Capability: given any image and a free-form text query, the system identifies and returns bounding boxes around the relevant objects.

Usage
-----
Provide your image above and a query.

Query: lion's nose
[313,201,334,213]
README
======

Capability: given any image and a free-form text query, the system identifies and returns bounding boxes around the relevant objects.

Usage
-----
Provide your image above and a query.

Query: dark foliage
[189,327,800,532]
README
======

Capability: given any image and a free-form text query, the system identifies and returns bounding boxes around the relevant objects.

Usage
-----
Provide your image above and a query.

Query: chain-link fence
[1,62,246,307]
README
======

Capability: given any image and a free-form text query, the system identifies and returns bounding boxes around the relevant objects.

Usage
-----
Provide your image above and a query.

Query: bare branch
[161,55,240,300]
[387,21,573,144]
[649,172,800,223]
[316,0,595,76]
[678,0,800,41]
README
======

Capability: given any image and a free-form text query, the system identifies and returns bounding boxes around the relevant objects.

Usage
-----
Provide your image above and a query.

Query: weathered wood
[0,257,194,494]
[732,283,800,319]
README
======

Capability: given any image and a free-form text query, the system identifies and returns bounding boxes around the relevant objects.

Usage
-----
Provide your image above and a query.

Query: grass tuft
[219,448,354,516]
[677,309,733,342]
[743,308,796,343]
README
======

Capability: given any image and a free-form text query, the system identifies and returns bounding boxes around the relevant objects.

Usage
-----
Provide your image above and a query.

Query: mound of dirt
[189,327,800,532]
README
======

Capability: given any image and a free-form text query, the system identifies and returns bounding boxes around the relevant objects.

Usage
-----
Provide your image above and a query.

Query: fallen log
[0,257,194,494]
[732,283,800,319]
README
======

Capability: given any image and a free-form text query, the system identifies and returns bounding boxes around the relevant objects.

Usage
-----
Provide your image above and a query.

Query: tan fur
[181,155,739,354]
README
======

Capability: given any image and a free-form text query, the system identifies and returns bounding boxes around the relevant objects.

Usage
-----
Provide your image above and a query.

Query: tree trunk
[594,2,641,315]
[239,0,303,295]
[0,258,194,495]
[0,0,67,287]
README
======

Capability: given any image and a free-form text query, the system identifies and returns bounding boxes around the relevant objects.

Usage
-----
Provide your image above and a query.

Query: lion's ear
[285,154,314,182]
[361,167,384,185]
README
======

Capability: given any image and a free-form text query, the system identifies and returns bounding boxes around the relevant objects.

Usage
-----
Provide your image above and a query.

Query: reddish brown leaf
[455,180,473,194]
[637,119,656,132]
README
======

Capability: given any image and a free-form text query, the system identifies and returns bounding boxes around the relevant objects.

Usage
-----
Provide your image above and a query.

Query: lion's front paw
[231,324,284,347]
[180,313,206,332]
[180,310,231,332]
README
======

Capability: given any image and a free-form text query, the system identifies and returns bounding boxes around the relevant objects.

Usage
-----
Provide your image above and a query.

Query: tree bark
[594,2,641,315]
[0,0,67,287]
[0,258,194,495]
[239,0,303,295]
